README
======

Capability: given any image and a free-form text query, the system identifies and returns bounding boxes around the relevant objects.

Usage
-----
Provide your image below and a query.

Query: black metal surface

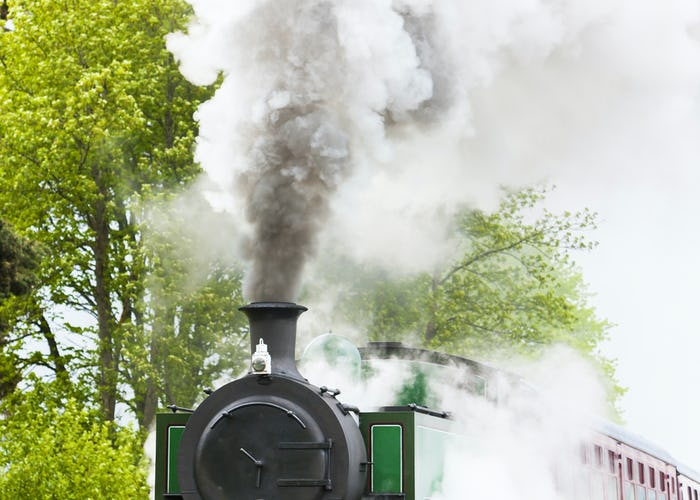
[361,341,498,376]
[380,404,450,419]
[177,375,367,500]
[177,302,367,500]
[166,404,194,414]
[240,301,307,380]
[360,341,526,403]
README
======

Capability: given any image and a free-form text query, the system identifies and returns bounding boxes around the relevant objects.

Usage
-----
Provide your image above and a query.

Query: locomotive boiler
[174,302,368,500]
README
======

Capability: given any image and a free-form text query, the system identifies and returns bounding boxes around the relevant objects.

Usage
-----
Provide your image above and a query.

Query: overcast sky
[548,176,700,470]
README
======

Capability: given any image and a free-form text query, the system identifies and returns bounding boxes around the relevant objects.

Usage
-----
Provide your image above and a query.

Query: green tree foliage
[0,0,242,429]
[0,381,148,499]
[427,188,604,354]
[328,188,622,412]
[124,190,248,426]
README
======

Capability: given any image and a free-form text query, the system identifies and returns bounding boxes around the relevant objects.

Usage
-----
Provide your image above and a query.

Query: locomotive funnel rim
[239,301,308,312]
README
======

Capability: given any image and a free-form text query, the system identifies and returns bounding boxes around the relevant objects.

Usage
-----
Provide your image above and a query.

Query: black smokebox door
[194,400,329,500]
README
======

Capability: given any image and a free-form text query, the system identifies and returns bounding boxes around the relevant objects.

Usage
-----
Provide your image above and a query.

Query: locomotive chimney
[239,301,307,380]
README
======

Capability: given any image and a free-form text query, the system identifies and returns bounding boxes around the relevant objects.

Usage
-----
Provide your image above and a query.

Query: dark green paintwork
[155,412,190,499]
[167,425,186,493]
[360,410,454,500]
[361,411,416,499]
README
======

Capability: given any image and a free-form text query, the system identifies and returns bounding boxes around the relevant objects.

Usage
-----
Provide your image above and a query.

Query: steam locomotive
[155,302,700,500]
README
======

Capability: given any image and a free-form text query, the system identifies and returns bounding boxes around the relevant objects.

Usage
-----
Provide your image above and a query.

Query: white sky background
[549,177,700,470]
[169,0,700,473]
[537,7,700,465]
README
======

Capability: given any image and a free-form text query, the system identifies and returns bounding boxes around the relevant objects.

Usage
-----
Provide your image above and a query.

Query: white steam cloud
[168,0,438,300]
[167,0,700,298]
[300,345,606,500]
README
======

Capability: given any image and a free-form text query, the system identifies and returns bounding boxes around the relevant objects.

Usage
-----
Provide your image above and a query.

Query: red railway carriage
[584,420,699,500]
[679,465,700,500]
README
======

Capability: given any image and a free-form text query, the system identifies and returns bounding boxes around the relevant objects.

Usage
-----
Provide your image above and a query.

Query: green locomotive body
[155,404,454,500]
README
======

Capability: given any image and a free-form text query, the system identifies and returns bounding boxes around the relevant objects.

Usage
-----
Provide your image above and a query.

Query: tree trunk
[92,188,117,422]
[424,270,440,343]
[136,304,169,430]
[38,314,69,385]
[138,323,160,430]
[141,376,158,430]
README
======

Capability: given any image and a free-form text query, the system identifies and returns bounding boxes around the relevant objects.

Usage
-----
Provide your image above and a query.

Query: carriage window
[602,447,609,470]
[689,486,692,500]
[649,489,657,500]
[576,471,590,500]
[595,445,603,467]
[639,463,645,484]
[591,471,605,500]
[625,482,636,500]
[627,459,634,480]
[608,450,617,474]
[660,472,665,492]
[649,468,655,488]
[659,493,666,500]
[472,375,487,396]
[607,475,620,500]
[694,489,697,500]
[637,485,647,500]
